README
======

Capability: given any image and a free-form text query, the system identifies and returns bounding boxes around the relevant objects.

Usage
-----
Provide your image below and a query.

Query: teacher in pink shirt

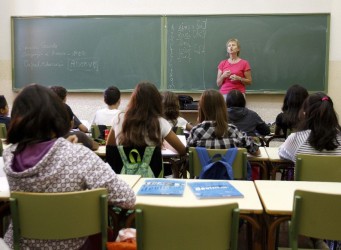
[216,38,252,99]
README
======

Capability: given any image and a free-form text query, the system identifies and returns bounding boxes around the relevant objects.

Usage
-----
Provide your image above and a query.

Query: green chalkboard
[12,16,162,91]
[12,14,329,93]
[166,14,329,93]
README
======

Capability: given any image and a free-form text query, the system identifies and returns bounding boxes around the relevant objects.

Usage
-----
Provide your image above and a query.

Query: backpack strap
[221,148,238,180]
[128,149,142,164]
[195,147,211,167]
[141,147,155,165]
[118,146,129,165]
[221,147,238,166]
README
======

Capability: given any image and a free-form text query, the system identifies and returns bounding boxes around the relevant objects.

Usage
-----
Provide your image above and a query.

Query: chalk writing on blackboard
[168,18,207,89]
[22,42,99,72]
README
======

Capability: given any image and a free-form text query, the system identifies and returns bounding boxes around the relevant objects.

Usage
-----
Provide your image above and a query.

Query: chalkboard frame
[12,14,330,94]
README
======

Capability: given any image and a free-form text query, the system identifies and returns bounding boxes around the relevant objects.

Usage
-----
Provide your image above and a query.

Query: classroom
[1,1,341,249]
[0,0,340,123]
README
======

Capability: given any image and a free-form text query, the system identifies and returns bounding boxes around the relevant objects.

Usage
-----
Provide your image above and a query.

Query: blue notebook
[188,181,244,199]
[137,179,186,196]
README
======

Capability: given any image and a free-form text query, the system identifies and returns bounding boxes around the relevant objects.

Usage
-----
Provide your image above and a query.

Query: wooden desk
[117,174,141,188]
[0,157,9,200]
[0,157,5,177]
[264,147,294,180]
[255,180,341,249]
[134,178,264,250]
[94,145,106,158]
[96,135,187,158]
[248,147,269,180]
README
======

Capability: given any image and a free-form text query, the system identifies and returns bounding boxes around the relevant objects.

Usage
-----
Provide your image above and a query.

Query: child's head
[199,89,227,123]
[282,84,308,112]
[120,81,162,147]
[104,86,120,106]
[0,95,9,115]
[50,86,67,102]
[161,91,180,122]
[299,92,340,151]
[127,81,162,116]
[226,90,246,108]
[198,89,228,137]
[7,84,70,151]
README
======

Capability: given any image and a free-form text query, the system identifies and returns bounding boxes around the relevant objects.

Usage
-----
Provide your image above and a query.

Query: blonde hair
[226,38,240,56]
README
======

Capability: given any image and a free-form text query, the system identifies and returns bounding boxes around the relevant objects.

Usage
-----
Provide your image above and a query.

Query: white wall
[1,0,340,124]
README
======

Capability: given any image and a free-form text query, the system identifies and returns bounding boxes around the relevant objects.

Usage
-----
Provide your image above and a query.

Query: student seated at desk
[278,92,340,250]
[275,84,308,137]
[106,81,186,177]
[226,89,270,136]
[278,92,341,162]
[91,86,121,126]
[3,84,136,249]
[161,91,193,132]
[187,89,260,156]
[50,85,89,133]
[0,95,11,129]
[65,104,99,151]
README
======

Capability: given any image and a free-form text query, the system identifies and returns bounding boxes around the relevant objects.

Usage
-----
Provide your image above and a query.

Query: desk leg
[266,215,291,250]
[240,214,264,250]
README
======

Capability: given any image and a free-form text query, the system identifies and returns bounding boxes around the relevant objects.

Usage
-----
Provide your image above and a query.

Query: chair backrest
[290,190,341,249]
[0,123,7,139]
[295,154,341,182]
[10,188,108,250]
[135,203,239,250]
[106,145,163,178]
[188,147,247,179]
[91,125,101,140]
[172,126,184,135]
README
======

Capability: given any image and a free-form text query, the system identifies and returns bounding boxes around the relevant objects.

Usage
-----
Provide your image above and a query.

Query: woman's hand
[229,74,241,81]
[66,135,78,143]
[221,70,231,79]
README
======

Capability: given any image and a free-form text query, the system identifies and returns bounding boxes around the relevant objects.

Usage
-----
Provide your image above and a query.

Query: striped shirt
[278,130,341,163]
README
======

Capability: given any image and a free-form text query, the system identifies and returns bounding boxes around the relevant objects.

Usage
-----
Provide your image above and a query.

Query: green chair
[10,188,108,250]
[0,123,7,139]
[188,147,248,179]
[135,203,240,250]
[91,124,101,140]
[289,190,341,250]
[295,154,341,182]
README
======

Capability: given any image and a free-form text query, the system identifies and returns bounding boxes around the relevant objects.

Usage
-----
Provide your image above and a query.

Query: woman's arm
[164,130,186,156]
[216,69,231,87]
[106,128,117,146]
[230,70,252,85]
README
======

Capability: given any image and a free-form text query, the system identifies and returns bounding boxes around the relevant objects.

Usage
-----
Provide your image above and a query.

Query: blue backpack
[196,147,238,180]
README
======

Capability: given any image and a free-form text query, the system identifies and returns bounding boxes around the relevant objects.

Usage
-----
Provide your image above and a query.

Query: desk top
[117,174,141,188]
[134,178,263,214]
[0,157,5,177]
[94,145,106,157]
[255,180,341,215]
[96,135,187,158]
[264,147,290,163]
[0,176,9,200]
[248,147,269,162]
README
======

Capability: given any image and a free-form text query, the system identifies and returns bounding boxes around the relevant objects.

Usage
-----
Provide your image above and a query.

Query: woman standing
[216,38,252,98]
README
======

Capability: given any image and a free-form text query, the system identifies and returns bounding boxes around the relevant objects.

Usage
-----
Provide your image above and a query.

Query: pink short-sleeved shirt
[218,59,251,94]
